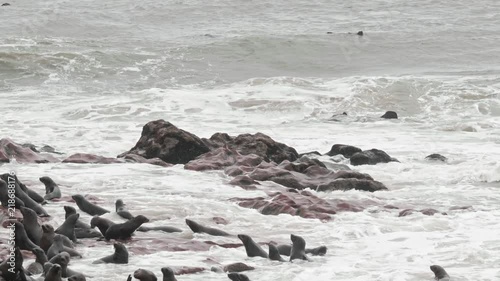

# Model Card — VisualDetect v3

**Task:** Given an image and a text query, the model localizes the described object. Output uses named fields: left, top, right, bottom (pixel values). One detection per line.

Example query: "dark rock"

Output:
left=326, top=31, right=333, bottom=34
left=298, top=151, right=322, bottom=157
left=325, top=144, right=362, bottom=158
left=0, top=138, right=59, bottom=163
left=316, top=178, right=387, bottom=192
left=202, top=132, right=299, bottom=164
left=381, top=111, right=398, bottom=119
left=122, top=154, right=172, bottom=167
left=350, top=149, right=397, bottom=166
left=425, top=154, right=447, bottom=162
left=118, top=120, right=210, bottom=164
left=357, top=31, right=364, bottom=36
left=1, top=3, right=10, bottom=6
left=62, top=153, right=124, bottom=164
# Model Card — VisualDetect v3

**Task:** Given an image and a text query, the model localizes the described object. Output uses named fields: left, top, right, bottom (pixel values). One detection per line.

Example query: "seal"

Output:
left=105, top=215, right=149, bottom=240
left=55, top=213, right=79, bottom=242
left=26, top=247, right=48, bottom=275
left=92, top=242, right=128, bottom=264
left=289, top=234, right=308, bottom=261
left=12, top=221, right=41, bottom=251
left=1, top=173, right=49, bottom=216
left=227, top=273, right=250, bottom=281
left=268, top=244, right=285, bottom=262
left=137, top=226, right=182, bottom=233
left=40, top=224, right=74, bottom=252
left=237, top=234, right=268, bottom=259
left=47, top=234, right=82, bottom=260
left=68, top=273, right=87, bottom=281
left=45, top=264, right=63, bottom=281
left=90, top=216, right=115, bottom=236
left=18, top=178, right=45, bottom=204
left=0, top=178, right=25, bottom=208
left=64, top=206, right=91, bottom=229
left=40, top=176, right=62, bottom=200
left=430, top=265, right=450, bottom=281
left=20, top=206, right=43, bottom=245
left=0, top=246, right=23, bottom=280
left=49, top=252, right=81, bottom=278
left=185, top=219, right=231, bottom=236
left=161, top=267, right=177, bottom=281
left=72, top=194, right=110, bottom=216
left=116, top=199, right=134, bottom=220
left=277, top=244, right=327, bottom=256
left=133, top=268, right=157, bottom=281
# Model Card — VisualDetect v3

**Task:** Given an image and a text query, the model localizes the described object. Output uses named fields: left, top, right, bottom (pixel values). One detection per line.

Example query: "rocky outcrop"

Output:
left=0, top=138, right=59, bottom=164
left=118, top=120, right=210, bottom=164
left=325, top=144, right=362, bottom=158
left=350, top=149, right=398, bottom=166
left=202, top=132, right=299, bottom=164
left=63, top=153, right=125, bottom=164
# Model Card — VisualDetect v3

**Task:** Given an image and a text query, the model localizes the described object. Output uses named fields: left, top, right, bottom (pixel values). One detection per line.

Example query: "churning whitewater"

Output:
left=1, top=0, right=500, bottom=280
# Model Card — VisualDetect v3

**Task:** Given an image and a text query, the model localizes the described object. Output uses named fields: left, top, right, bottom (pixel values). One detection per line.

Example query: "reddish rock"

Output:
left=118, top=120, right=210, bottom=164
left=172, top=266, right=206, bottom=275
left=123, top=154, right=172, bottom=167
left=0, top=138, right=59, bottom=163
left=62, top=153, right=124, bottom=164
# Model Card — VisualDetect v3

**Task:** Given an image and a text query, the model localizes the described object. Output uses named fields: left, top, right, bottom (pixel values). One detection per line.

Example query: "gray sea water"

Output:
left=1, top=0, right=500, bottom=280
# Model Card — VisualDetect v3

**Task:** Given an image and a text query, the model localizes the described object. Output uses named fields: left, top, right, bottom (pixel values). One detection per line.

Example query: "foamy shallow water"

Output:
left=1, top=0, right=500, bottom=280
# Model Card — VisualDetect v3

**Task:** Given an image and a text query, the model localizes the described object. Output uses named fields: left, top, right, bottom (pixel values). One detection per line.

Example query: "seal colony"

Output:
left=0, top=119, right=459, bottom=280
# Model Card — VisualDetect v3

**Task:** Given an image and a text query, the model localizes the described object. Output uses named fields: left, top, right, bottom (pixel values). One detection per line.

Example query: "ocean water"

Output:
left=1, top=0, right=500, bottom=280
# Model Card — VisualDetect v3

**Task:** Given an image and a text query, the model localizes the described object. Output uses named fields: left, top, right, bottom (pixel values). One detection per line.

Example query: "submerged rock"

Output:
left=381, top=111, right=398, bottom=119
left=325, top=144, right=362, bottom=158
left=425, top=153, right=448, bottom=162
left=350, top=149, right=398, bottom=166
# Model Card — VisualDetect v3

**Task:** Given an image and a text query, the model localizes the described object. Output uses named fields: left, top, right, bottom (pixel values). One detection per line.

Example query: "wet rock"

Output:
left=1, top=3, right=10, bottom=6
left=222, top=263, right=255, bottom=272
left=22, top=143, right=63, bottom=155
left=381, top=111, right=398, bottom=119
left=0, top=138, right=59, bottom=163
left=357, top=31, right=364, bottom=36
left=62, top=153, right=124, bottom=164
left=425, top=153, right=448, bottom=162
left=202, top=132, right=299, bottom=164
left=185, top=147, right=263, bottom=171
left=172, top=266, right=206, bottom=275
left=122, top=154, right=172, bottom=167
left=398, top=208, right=447, bottom=217
left=229, top=175, right=259, bottom=190
left=316, top=178, right=387, bottom=192
left=325, top=144, right=362, bottom=158
left=298, top=151, right=322, bottom=157
left=350, top=149, right=398, bottom=166
left=118, top=120, right=210, bottom=164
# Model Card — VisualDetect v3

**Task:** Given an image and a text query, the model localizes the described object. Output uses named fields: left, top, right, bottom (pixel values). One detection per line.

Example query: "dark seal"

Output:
left=40, top=224, right=74, bottom=252
left=277, top=244, right=327, bottom=256
left=289, top=234, right=308, bottom=261
left=12, top=221, right=41, bottom=252
left=55, top=213, right=79, bottom=242
left=161, top=267, right=177, bottom=281
left=40, top=176, right=62, bottom=200
left=104, top=215, right=149, bottom=240
left=185, top=219, right=231, bottom=236
left=20, top=206, right=43, bottom=245
left=90, top=216, right=115, bottom=236
left=115, top=199, right=134, bottom=220
left=72, top=194, right=110, bottom=216
left=47, top=234, right=82, bottom=259
left=227, top=273, right=250, bottom=281
left=268, top=244, right=285, bottom=262
left=133, top=268, right=157, bottom=281
left=92, top=242, right=129, bottom=264
left=49, top=252, right=81, bottom=278
left=45, top=264, right=63, bottom=281
left=237, top=234, right=268, bottom=259
left=430, top=265, right=450, bottom=281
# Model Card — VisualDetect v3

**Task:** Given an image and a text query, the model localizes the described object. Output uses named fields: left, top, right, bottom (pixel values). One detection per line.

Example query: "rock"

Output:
left=222, top=263, right=255, bottom=272
left=350, top=149, right=398, bottom=166
left=425, top=154, right=447, bottom=162
left=325, top=144, right=362, bottom=158
left=122, top=154, right=172, bottom=167
left=398, top=208, right=447, bottom=217
left=202, top=132, right=299, bottom=164
left=118, top=120, right=210, bottom=164
left=316, top=178, right=387, bottom=192
left=1, top=3, right=10, bottom=6
left=357, top=31, right=364, bottom=36
left=381, top=111, right=398, bottom=119
left=0, top=138, right=59, bottom=163
left=298, top=151, right=322, bottom=157
left=62, top=153, right=124, bottom=164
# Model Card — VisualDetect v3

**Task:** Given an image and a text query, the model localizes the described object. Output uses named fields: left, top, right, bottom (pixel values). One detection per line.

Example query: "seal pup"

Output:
left=161, top=267, right=177, bottom=281
left=71, top=194, right=110, bottom=216
left=68, top=273, right=87, bottom=281
left=185, top=219, right=231, bottom=236
left=47, top=234, right=82, bottom=259
left=277, top=244, right=327, bottom=256
left=45, top=264, right=63, bottom=281
left=12, top=221, right=41, bottom=251
left=115, top=199, right=134, bottom=220
left=26, top=247, right=48, bottom=275
left=268, top=244, right=285, bottom=262
left=133, top=268, right=157, bottom=281
left=92, top=243, right=128, bottom=264
left=430, top=265, right=450, bottom=281
left=227, top=273, right=250, bottom=281
left=237, top=234, right=268, bottom=259
left=90, top=216, right=115, bottom=236
left=104, top=215, right=149, bottom=240
left=40, top=224, right=74, bottom=252
left=55, top=213, right=79, bottom=242
left=49, top=252, right=81, bottom=278
left=20, top=206, right=43, bottom=245
left=289, top=234, right=308, bottom=261
left=40, top=176, right=61, bottom=200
